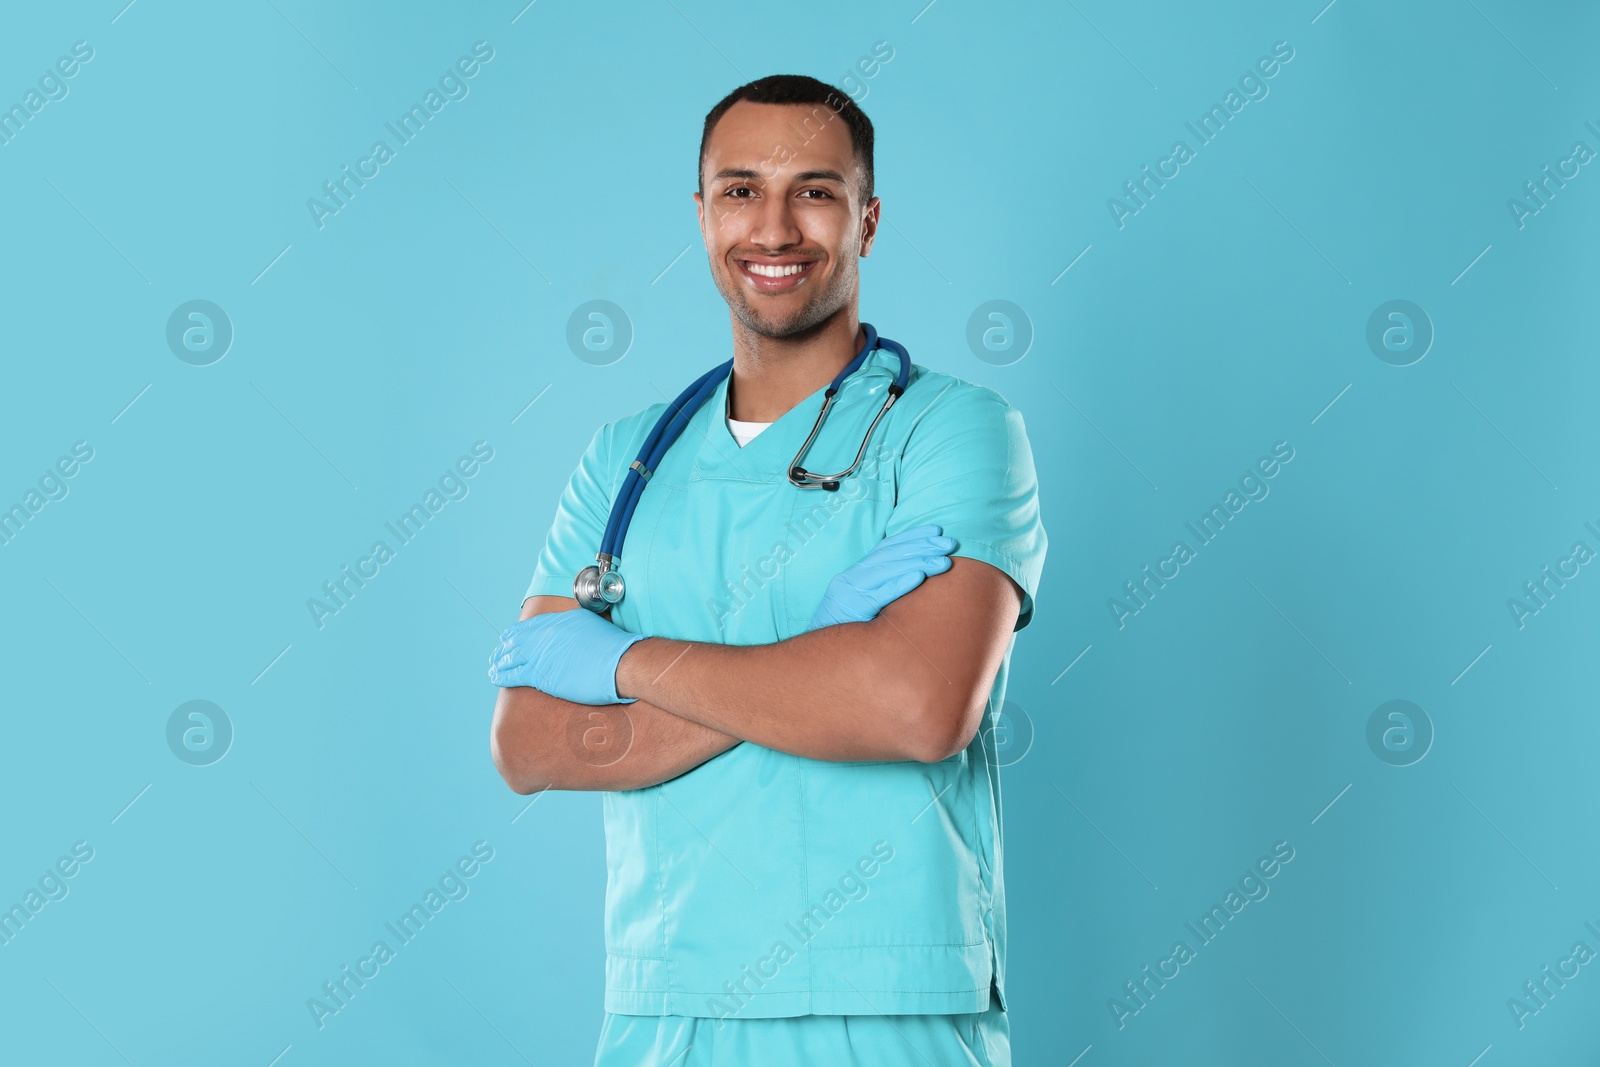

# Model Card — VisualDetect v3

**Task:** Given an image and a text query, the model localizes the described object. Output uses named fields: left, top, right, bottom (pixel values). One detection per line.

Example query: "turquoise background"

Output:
left=2, top=0, right=1597, bottom=1063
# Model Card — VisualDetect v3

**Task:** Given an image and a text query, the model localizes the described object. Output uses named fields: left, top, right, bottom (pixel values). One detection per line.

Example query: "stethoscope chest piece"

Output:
left=574, top=562, right=625, bottom=612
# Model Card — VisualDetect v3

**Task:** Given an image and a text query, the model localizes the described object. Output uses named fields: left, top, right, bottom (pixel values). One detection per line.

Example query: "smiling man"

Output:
left=489, top=74, right=1047, bottom=1066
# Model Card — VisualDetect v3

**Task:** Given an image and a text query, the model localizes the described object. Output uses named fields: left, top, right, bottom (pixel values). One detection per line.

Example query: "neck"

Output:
left=726, top=309, right=864, bottom=423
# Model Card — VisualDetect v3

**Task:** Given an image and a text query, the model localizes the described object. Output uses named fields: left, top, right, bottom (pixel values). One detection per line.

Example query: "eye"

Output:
left=723, top=186, right=755, bottom=199
left=799, top=189, right=834, bottom=199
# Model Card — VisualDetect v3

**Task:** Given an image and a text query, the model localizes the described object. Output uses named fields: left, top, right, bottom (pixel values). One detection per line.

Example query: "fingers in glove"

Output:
left=858, top=551, right=955, bottom=598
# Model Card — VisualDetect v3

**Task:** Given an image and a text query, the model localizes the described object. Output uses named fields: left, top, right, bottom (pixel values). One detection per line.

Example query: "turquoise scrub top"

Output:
left=523, top=338, right=1048, bottom=1019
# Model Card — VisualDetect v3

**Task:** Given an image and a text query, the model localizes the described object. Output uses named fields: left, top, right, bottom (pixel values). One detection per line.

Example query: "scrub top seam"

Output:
left=950, top=537, right=1028, bottom=574
left=796, top=754, right=815, bottom=1005
left=942, top=761, right=990, bottom=956
left=635, top=984, right=990, bottom=995
left=975, top=698, right=1004, bottom=996
left=780, top=491, right=802, bottom=636
left=638, top=484, right=681, bottom=637
left=966, top=700, right=992, bottom=883
left=604, top=983, right=992, bottom=997
left=803, top=939, right=989, bottom=949
left=979, top=697, right=1002, bottom=877
left=682, top=472, right=786, bottom=485
left=966, top=757, right=995, bottom=970
left=652, top=787, right=671, bottom=979
left=965, top=753, right=984, bottom=916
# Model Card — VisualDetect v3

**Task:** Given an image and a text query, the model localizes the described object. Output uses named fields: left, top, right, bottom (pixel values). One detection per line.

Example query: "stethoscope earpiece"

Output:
left=790, top=466, right=841, bottom=491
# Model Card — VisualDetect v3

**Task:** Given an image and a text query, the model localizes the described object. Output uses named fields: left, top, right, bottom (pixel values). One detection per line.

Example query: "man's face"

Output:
left=695, top=100, right=879, bottom=339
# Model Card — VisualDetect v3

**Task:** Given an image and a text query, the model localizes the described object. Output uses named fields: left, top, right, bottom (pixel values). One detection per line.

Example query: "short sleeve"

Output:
left=886, top=386, right=1048, bottom=631
left=522, top=421, right=613, bottom=605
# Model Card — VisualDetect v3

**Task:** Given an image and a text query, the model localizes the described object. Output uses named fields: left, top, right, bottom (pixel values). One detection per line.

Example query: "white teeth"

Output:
left=745, top=262, right=810, bottom=278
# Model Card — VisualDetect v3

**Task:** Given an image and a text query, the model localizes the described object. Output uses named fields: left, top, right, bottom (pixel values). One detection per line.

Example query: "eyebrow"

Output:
left=710, top=167, right=849, bottom=185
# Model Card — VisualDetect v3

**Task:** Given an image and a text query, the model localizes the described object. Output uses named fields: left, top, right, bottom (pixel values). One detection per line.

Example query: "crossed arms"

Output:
left=490, top=556, right=1022, bottom=794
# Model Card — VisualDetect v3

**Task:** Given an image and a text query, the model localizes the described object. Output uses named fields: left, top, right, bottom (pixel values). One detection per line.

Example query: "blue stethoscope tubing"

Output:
left=601, top=357, right=731, bottom=573
left=574, top=323, right=911, bottom=613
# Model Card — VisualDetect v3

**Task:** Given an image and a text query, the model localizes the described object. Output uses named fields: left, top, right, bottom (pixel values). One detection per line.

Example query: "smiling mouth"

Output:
left=737, top=258, right=818, bottom=292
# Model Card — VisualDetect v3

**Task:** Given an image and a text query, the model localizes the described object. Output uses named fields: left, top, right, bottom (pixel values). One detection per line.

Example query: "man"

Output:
left=489, top=74, right=1046, bottom=1066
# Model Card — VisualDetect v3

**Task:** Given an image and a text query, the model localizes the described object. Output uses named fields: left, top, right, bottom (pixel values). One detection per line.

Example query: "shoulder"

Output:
left=905, top=362, right=1022, bottom=415
left=591, top=401, right=671, bottom=462
left=896, top=362, right=1031, bottom=443
left=554, top=403, right=668, bottom=499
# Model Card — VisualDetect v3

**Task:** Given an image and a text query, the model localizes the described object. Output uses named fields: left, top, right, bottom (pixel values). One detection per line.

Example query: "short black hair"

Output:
left=698, top=74, right=876, bottom=204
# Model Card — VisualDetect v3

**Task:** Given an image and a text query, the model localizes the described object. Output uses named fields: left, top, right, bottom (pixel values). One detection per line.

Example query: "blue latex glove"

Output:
left=808, top=523, right=958, bottom=631
left=487, top=608, right=648, bottom=705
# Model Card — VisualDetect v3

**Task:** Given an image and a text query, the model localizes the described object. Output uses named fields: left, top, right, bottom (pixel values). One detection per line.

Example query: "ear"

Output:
left=859, top=196, right=881, bottom=257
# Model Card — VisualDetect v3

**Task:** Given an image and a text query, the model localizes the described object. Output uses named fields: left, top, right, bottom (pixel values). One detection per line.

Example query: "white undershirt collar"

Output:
left=725, top=381, right=773, bottom=447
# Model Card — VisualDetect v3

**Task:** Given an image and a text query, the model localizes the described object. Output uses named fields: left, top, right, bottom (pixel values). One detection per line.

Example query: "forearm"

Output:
left=491, top=684, right=740, bottom=793
left=615, top=618, right=937, bottom=763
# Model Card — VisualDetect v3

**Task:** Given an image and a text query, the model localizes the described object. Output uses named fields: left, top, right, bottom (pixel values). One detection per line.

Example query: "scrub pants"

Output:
left=593, top=996, right=1008, bottom=1066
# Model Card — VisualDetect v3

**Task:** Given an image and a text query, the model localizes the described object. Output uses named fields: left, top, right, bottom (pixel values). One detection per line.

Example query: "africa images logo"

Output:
left=707, top=841, right=896, bottom=1026
left=1107, top=40, right=1296, bottom=230
left=306, top=42, right=495, bottom=230
left=1109, top=840, right=1296, bottom=1029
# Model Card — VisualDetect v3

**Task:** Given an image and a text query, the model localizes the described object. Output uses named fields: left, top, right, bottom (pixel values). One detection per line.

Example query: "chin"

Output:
left=732, top=289, right=848, bottom=341
left=736, top=305, right=831, bottom=340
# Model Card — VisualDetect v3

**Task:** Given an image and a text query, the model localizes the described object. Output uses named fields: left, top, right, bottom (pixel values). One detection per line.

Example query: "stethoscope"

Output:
left=573, top=322, right=912, bottom=614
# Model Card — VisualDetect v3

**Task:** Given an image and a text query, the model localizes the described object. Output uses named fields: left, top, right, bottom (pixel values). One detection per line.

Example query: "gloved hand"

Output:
left=487, top=608, right=648, bottom=705
left=808, top=524, right=958, bottom=631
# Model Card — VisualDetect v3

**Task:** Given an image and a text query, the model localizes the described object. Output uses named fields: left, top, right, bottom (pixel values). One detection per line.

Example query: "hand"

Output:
left=808, top=523, right=958, bottom=631
left=487, top=608, right=648, bottom=705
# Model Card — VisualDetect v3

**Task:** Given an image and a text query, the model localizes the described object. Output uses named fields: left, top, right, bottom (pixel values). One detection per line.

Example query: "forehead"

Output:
left=703, top=100, right=858, bottom=183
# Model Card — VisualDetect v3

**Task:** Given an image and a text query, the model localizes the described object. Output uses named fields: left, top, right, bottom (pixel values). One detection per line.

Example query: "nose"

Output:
left=747, top=188, right=803, bottom=251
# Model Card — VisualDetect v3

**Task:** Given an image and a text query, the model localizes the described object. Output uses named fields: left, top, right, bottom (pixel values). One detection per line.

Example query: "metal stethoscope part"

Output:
left=574, top=323, right=911, bottom=614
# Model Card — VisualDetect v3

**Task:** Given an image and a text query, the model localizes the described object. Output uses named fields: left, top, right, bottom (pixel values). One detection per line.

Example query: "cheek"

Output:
left=707, top=215, right=748, bottom=257
left=792, top=224, right=838, bottom=264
